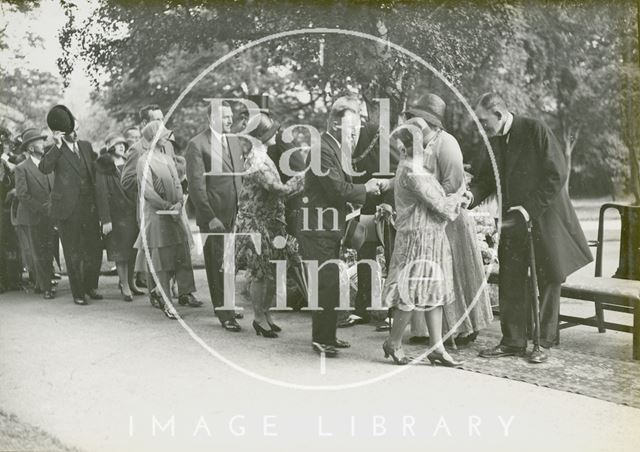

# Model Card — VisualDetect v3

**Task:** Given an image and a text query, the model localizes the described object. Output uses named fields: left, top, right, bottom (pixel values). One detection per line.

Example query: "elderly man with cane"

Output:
left=466, top=93, right=592, bottom=363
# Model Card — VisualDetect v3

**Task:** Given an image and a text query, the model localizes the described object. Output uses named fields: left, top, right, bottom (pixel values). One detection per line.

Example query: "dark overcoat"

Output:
left=470, top=115, right=592, bottom=282
left=95, top=153, right=138, bottom=262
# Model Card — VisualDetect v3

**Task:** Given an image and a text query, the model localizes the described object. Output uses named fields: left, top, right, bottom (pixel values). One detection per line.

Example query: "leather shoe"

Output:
left=86, top=289, right=103, bottom=300
left=221, top=319, right=241, bottom=332
left=74, top=296, right=88, bottom=305
left=178, top=293, right=203, bottom=307
left=312, top=342, right=338, bottom=357
left=331, top=339, right=351, bottom=348
left=43, top=290, right=55, bottom=300
left=479, top=344, right=525, bottom=358
left=528, top=347, right=549, bottom=364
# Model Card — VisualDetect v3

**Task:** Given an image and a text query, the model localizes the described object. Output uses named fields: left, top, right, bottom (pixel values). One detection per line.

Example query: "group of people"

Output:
left=0, top=88, right=592, bottom=365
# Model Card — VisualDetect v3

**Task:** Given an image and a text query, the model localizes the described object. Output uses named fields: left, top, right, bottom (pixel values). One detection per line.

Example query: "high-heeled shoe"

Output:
left=267, top=321, right=282, bottom=333
left=252, top=321, right=278, bottom=338
left=149, top=290, right=162, bottom=309
left=382, top=340, right=409, bottom=365
left=427, top=350, right=464, bottom=368
left=160, top=299, right=177, bottom=320
left=118, top=283, right=133, bottom=302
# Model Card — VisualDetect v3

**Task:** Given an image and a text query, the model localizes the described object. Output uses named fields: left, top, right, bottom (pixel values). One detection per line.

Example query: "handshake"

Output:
left=364, top=178, right=392, bottom=196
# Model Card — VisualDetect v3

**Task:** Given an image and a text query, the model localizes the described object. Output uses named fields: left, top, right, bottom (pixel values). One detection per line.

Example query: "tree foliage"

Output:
left=57, top=0, right=639, bottom=200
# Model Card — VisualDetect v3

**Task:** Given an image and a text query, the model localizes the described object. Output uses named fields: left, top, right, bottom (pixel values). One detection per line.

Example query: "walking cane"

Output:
left=509, top=207, right=543, bottom=361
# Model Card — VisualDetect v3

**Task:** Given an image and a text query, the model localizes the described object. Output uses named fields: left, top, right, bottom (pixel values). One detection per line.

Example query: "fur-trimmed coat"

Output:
left=95, top=153, right=138, bottom=262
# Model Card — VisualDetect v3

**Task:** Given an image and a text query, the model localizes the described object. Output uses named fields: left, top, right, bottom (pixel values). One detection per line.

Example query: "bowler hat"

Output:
left=19, top=128, right=47, bottom=151
left=403, top=93, right=446, bottom=129
left=46, top=104, right=75, bottom=133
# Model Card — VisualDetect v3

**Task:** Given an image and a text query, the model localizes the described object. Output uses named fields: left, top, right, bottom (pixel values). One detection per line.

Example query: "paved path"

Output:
left=2, top=271, right=640, bottom=451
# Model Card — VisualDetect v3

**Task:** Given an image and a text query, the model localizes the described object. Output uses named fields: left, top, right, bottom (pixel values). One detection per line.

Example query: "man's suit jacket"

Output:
left=38, top=140, right=97, bottom=221
left=352, top=122, right=400, bottom=214
left=14, top=157, right=54, bottom=226
left=469, top=115, right=592, bottom=282
left=185, top=129, right=243, bottom=231
left=300, top=132, right=367, bottom=240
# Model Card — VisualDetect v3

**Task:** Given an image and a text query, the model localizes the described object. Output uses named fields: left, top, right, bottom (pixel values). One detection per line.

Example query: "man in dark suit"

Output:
left=468, top=93, right=593, bottom=363
left=39, top=105, right=103, bottom=305
left=338, top=112, right=401, bottom=330
left=297, top=95, right=384, bottom=357
left=14, top=129, right=56, bottom=299
left=185, top=101, right=244, bottom=331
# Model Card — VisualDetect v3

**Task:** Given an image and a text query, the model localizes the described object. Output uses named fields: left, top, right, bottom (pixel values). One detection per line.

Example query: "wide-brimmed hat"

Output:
left=46, top=104, right=76, bottom=133
left=105, top=132, right=127, bottom=148
left=403, top=93, right=446, bottom=129
left=248, top=111, right=280, bottom=144
left=19, top=128, right=47, bottom=151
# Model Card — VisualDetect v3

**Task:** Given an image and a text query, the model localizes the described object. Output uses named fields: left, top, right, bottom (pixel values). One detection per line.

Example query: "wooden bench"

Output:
left=487, top=203, right=640, bottom=360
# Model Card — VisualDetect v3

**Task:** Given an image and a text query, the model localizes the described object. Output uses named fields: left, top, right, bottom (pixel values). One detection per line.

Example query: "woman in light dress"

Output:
left=382, top=117, right=463, bottom=367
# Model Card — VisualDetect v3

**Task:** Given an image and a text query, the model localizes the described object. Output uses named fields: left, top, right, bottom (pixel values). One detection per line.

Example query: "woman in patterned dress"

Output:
left=236, top=112, right=304, bottom=338
left=382, top=117, right=463, bottom=366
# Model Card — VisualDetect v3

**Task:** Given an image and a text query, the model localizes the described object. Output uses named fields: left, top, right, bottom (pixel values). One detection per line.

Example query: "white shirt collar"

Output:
left=31, top=155, right=41, bottom=165
left=62, top=137, right=77, bottom=150
left=500, top=112, right=514, bottom=136
left=209, top=127, right=227, bottom=143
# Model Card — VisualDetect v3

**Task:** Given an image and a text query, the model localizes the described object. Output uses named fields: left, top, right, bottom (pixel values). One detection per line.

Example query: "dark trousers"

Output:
left=25, top=221, right=54, bottom=292
left=57, top=196, right=102, bottom=299
left=0, top=207, right=22, bottom=289
left=298, top=234, right=342, bottom=345
left=498, top=232, right=561, bottom=349
left=354, top=241, right=377, bottom=320
left=203, top=234, right=234, bottom=322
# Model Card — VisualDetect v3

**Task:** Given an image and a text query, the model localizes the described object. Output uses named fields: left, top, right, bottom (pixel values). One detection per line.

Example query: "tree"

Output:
left=58, top=0, right=515, bottom=138
left=0, top=0, right=61, bottom=132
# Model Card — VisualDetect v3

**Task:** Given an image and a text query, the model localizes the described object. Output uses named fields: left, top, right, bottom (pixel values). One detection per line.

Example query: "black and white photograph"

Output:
left=1, top=1, right=639, bottom=451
